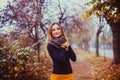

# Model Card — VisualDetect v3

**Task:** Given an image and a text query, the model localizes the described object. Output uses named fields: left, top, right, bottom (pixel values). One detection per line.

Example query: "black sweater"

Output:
left=47, top=43, right=76, bottom=74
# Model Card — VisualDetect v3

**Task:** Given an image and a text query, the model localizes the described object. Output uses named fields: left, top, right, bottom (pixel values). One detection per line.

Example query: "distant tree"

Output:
left=69, top=17, right=95, bottom=51
left=95, top=15, right=105, bottom=57
left=100, top=27, right=112, bottom=49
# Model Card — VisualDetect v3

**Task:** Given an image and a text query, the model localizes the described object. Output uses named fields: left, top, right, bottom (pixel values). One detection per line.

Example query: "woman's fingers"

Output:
left=61, top=42, right=69, bottom=47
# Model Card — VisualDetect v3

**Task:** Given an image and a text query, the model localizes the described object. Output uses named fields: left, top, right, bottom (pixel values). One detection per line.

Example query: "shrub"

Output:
left=0, top=40, right=51, bottom=80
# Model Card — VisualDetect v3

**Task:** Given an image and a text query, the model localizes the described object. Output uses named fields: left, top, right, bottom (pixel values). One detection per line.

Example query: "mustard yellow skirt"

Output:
left=50, top=73, right=74, bottom=80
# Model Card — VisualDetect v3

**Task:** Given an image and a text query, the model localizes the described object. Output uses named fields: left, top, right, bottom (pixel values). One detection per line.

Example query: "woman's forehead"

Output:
left=52, top=24, right=60, bottom=28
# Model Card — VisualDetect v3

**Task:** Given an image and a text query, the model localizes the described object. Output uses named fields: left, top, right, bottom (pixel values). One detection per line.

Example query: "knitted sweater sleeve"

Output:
left=68, top=46, right=76, bottom=62
left=47, top=44, right=68, bottom=63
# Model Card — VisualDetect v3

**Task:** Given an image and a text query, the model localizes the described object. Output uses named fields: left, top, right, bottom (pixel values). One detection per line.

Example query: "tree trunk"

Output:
left=111, top=25, right=120, bottom=64
left=96, top=27, right=103, bottom=57
left=96, top=15, right=104, bottom=57
left=35, top=25, right=40, bottom=61
left=96, top=33, right=99, bottom=57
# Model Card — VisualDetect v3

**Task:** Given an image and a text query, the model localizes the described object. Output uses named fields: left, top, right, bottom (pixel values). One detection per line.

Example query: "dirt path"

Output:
left=71, top=49, right=93, bottom=80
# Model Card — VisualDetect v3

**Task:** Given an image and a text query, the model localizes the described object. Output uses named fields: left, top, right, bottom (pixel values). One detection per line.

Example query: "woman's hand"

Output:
left=61, top=42, right=69, bottom=48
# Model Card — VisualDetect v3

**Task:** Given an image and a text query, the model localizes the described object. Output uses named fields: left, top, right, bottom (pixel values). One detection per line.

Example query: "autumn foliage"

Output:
left=0, top=39, right=51, bottom=80
left=89, top=56, right=120, bottom=80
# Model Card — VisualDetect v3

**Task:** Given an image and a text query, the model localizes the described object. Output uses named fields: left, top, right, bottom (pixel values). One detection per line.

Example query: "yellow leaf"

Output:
left=14, top=67, right=19, bottom=71
left=99, top=11, right=103, bottom=15
left=114, top=18, right=118, bottom=23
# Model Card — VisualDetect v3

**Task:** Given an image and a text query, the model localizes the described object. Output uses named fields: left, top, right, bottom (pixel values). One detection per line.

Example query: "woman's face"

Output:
left=51, top=24, right=62, bottom=38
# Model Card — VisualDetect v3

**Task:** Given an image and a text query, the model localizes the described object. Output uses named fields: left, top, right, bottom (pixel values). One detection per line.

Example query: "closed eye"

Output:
left=57, top=28, right=60, bottom=30
left=52, top=27, right=61, bottom=31
left=52, top=29, right=55, bottom=31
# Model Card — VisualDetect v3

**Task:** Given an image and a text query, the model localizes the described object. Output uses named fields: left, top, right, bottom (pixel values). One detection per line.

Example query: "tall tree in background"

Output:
left=0, top=0, right=46, bottom=60
left=69, top=17, right=95, bottom=50
left=86, top=0, right=120, bottom=64
left=95, top=15, right=104, bottom=57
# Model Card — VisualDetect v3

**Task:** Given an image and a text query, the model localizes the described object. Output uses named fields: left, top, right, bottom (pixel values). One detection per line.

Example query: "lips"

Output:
left=55, top=32, right=60, bottom=35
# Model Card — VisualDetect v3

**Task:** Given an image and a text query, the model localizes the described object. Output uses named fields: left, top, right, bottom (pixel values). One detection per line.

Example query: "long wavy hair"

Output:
left=46, top=22, right=68, bottom=46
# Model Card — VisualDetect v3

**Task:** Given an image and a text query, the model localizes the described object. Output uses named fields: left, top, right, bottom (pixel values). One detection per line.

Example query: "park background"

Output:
left=0, top=0, right=119, bottom=80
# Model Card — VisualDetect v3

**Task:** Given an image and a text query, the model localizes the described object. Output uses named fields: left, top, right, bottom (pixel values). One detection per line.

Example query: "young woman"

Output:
left=46, top=23, right=76, bottom=80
